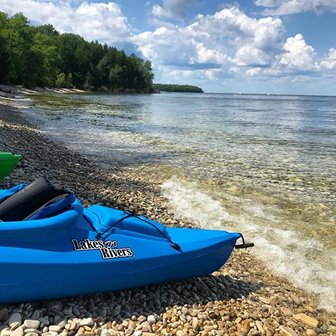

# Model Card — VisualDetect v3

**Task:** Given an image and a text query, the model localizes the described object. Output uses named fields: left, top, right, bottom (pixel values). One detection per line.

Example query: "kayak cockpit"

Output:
left=0, top=177, right=77, bottom=222
left=0, top=178, right=83, bottom=241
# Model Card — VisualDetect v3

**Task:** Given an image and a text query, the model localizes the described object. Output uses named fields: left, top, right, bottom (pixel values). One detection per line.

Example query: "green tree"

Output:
left=0, top=11, right=155, bottom=92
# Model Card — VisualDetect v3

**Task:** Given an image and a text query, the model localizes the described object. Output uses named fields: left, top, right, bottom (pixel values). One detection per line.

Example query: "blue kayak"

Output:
left=0, top=178, right=251, bottom=303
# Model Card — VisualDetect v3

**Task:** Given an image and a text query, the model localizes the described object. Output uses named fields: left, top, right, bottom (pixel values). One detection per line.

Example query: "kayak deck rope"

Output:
left=84, top=210, right=182, bottom=252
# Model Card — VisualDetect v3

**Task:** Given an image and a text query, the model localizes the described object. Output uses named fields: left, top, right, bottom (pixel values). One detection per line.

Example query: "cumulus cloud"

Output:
left=320, top=48, right=336, bottom=71
left=246, top=34, right=320, bottom=77
left=0, top=0, right=132, bottom=46
left=255, top=0, right=336, bottom=15
left=136, top=6, right=285, bottom=78
left=278, top=34, right=318, bottom=71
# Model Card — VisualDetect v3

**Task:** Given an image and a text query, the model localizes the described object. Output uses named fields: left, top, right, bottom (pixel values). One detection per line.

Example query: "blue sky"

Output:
left=0, top=0, right=335, bottom=95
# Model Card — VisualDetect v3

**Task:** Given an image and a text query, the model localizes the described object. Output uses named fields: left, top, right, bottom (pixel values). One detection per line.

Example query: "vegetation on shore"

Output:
left=153, top=83, right=203, bottom=93
left=0, top=12, right=154, bottom=92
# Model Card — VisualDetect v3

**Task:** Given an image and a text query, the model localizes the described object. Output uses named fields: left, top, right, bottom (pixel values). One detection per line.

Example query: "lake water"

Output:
left=25, top=92, right=336, bottom=311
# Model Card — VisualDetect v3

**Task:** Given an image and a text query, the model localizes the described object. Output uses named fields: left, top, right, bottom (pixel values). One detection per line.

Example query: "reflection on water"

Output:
left=26, top=92, right=336, bottom=311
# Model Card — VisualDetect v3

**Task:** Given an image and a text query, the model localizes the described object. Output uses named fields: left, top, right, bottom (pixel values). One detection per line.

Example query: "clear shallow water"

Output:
left=25, top=92, right=336, bottom=311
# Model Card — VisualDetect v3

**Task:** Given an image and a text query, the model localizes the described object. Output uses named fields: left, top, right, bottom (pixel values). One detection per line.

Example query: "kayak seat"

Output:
left=0, top=177, right=75, bottom=222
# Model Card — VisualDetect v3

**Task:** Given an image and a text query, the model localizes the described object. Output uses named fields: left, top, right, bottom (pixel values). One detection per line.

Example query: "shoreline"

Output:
left=0, top=94, right=335, bottom=336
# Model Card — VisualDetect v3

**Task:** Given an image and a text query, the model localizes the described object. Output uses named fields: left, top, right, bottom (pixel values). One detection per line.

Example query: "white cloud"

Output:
left=246, top=67, right=262, bottom=76
left=246, top=34, right=320, bottom=77
left=320, top=48, right=336, bottom=71
left=136, top=6, right=285, bottom=79
left=255, top=0, right=336, bottom=15
left=278, top=34, right=318, bottom=71
left=0, top=0, right=131, bottom=45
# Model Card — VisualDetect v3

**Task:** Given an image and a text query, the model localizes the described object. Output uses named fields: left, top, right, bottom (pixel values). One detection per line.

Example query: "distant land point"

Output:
left=153, top=84, right=203, bottom=93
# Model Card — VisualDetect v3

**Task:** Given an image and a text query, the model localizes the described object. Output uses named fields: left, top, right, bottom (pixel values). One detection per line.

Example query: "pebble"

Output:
left=25, top=333, right=38, bottom=336
left=10, top=327, right=23, bottom=336
left=79, top=319, right=93, bottom=327
left=23, top=321, right=40, bottom=330
left=1, top=330, right=11, bottom=336
left=48, top=326, right=60, bottom=333
left=0, top=310, right=9, bottom=323
left=146, top=316, right=156, bottom=325
left=293, top=313, right=318, bottom=328
left=72, top=307, right=80, bottom=317
left=100, top=330, right=111, bottom=336
left=8, top=314, right=22, bottom=329
left=279, top=326, right=298, bottom=336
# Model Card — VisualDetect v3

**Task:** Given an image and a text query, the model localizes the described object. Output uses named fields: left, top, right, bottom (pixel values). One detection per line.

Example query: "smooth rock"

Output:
left=8, top=314, right=22, bottom=329
left=293, top=314, right=318, bottom=328
left=100, top=330, right=111, bottom=336
left=37, top=319, right=48, bottom=327
left=57, top=320, right=66, bottom=329
left=11, top=327, right=23, bottom=336
left=24, top=321, right=40, bottom=330
left=255, top=321, right=265, bottom=335
left=191, top=318, right=199, bottom=331
left=72, top=308, right=80, bottom=317
left=240, top=319, right=251, bottom=336
left=281, top=308, right=292, bottom=317
left=30, top=313, right=39, bottom=321
left=1, top=329, right=11, bottom=336
left=48, top=326, right=60, bottom=333
left=279, top=326, right=298, bottom=336
left=147, top=316, right=156, bottom=325
left=290, top=294, right=302, bottom=305
left=79, top=319, right=93, bottom=327
left=25, top=333, right=38, bottom=336
left=9, top=324, right=20, bottom=332
left=0, top=310, right=9, bottom=323
left=24, top=329, right=41, bottom=334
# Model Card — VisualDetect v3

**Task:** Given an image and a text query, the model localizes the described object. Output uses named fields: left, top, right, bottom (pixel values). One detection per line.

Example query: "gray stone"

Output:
left=0, top=310, right=9, bottom=323
left=72, top=308, right=80, bottom=317
left=8, top=315, right=22, bottom=329
left=37, top=319, right=48, bottom=328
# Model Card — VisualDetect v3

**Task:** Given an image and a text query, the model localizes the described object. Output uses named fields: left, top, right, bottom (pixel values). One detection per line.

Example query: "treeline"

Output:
left=0, top=12, right=154, bottom=92
left=153, top=84, right=203, bottom=93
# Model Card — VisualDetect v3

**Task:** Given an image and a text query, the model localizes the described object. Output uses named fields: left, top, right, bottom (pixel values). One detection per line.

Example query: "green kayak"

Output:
left=0, top=152, right=22, bottom=178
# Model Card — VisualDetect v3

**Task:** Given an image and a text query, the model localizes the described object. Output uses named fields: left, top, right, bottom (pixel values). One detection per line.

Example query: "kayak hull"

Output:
left=0, top=186, right=240, bottom=303
left=0, top=233, right=236, bottom=303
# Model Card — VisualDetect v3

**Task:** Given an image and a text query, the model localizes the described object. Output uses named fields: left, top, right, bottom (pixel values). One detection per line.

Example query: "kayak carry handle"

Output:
left=235, top=233, right=254, bottom=249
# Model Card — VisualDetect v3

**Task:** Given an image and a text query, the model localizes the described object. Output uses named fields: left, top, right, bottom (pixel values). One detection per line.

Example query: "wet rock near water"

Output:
left=1, top=99, right=336, bottom=335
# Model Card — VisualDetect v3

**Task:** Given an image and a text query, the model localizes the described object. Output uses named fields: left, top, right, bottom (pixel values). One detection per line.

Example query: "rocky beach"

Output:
left=0, top=89, right=335, bottom=336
